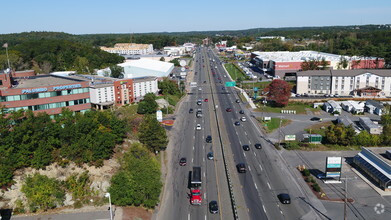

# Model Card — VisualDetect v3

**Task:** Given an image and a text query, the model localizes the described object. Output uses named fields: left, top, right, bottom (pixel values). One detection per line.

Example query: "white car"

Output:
left=196, top=124, right=201, bottom=130
left=240, top=117, right=247, bottom=122
left=198, top=87, right=202, bottom=91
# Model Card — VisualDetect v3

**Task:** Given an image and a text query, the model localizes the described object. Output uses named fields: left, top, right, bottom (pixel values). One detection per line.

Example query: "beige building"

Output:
left=296, top=69, right=391, bottom=97
left=100, top=43, right=153, bottom=55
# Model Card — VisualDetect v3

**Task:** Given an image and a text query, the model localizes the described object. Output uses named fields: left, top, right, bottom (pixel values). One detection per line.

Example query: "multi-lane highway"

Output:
left=156, top=47, right=312, bottom=220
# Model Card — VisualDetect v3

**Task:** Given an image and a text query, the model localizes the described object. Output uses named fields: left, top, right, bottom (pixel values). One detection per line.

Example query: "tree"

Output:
left=159, top=57, right=165, bottom=61
left=21, top=173, right=65, bottom=212
left=138, top=114, right=168, bottom=152
left=109, top=143, right=162, bottom=208
left=110, top=65, right=124, bottom=78
left=169, top=58, right=180, bottom=67
left=158, top=78, right=180, bottom=95
left=137, top=93, right=158, bottom=114
left=265, top=79, right=292, bottom=107
left=74, top=56, right=89, bottom=74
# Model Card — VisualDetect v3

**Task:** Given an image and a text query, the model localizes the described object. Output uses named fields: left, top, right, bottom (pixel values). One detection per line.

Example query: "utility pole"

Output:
left=278, top=116, right=283, bottom=147
left=3, top=43, right=11, bottom=71
left=341, top=176, right=357, bottom=220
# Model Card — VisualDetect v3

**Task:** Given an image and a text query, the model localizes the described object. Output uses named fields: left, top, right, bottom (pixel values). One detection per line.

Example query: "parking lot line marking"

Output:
left=259, top=164, right=263, bottom=171
left=263, top=205, right=267, bottom=213
left=267, top=182, right=271, bottom=189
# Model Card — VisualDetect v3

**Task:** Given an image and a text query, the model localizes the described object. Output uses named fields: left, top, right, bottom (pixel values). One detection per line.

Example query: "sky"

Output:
left=1, top=0, right=391, bottom=35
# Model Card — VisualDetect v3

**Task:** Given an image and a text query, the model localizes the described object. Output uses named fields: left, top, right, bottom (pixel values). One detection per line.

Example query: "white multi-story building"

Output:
left=133, top=76, right=158, bottom=102
left=296, top=69, right=391, bottom=97
left=89, top=84, right=115, bottom=108
left=100, top=43, right=153, bottom=55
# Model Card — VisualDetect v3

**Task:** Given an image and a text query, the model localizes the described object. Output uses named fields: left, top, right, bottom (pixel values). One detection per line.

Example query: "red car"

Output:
left=179, top=157, right=187, bottom=166
left=226, top=108, right=232, bottom=112
left=204, top=98, right=208, bottom=102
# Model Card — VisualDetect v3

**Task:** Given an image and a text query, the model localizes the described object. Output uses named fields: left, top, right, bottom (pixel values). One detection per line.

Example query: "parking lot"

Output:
left=282, top=150, right=391, bottom=220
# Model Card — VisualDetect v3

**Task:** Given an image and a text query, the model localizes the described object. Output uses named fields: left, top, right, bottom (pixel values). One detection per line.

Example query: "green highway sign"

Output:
left=225, top=81, right=236, bottom=87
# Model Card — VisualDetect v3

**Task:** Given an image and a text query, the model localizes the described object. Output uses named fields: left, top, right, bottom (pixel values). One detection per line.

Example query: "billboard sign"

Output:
left=325, top=157, right=342, bottom=179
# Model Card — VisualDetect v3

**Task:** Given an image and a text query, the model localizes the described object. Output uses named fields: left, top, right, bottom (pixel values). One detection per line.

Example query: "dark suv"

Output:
left=278, top=193, right=291, bottom=204
left=189, top=108, right=194, bottom=113
left=236, top=163, right=246, bottom=173
left=206, top=135, right=212, bottom=143
left=254, top=143, right=262, bottom=149
left=242, top=145, right=250, bottom=151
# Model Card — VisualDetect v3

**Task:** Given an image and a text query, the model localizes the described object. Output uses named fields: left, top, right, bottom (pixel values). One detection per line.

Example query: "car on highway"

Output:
left=310, top=117, right=322, bottom=121
left=236, top=163, right=246, bottom=173
left=206, top=135, right=212, bottom=143
left=222, top=87, right=225, bottom=90
left=242, top=145, right=250, bottom=151
left=226, top=108, right=232, bottom=112
left=239, top=110, right=244, bottom=114
left=189, top=108, right=194, bottom=113
left=198, top=87, right=202, bottom=91
left=203, top=80, right=206, bottom=83
left=204, top=98, right=208, bottom=102
left=254, top=143, right=262, bottom=149
left=197, top=100, right=202, bottom=105
left=179, top=157, right=187, bottom=166
left=196, top=124, right=201, bottom=130
left=234, top=121, right=240, bottom=126
left=209, top=200, right=219, bottom=214
left=235, top=99, right=240, bottom=103
left=240, top=117, right=246, bottom=122
left=207, top=152, right=214, bottom=160
left=278, top=193, right=291, bottom=204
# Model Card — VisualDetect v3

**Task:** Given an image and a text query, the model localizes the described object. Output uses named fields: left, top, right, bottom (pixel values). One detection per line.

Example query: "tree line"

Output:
left=0, top=108, right=127, bottom=187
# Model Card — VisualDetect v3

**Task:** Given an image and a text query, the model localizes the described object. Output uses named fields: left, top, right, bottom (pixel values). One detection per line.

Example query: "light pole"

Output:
left=105, top=192, right=113, bottom=220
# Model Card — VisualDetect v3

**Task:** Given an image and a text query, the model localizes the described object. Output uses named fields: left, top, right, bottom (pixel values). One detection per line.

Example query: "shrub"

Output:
left=313, top=183, right=321, bottom=192
left=302, top=169, right=310, bottom=177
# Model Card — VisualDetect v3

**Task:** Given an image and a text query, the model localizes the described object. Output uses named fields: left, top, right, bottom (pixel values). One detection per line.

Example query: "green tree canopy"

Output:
left=137, top=93, right=158, bottom=114
left=110, top=65, right=124, bottom=78
left=138, top=114, right=168, bottom=152
left=109, top=143, right=162, bottom=208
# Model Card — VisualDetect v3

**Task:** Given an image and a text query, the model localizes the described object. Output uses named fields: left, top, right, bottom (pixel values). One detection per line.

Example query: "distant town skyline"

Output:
left=1, top=0, right=391, bottom=35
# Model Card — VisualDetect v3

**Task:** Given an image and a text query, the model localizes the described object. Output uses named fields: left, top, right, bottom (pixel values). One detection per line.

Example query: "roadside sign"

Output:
left=156, top=110, right=163, bottom=122
left=285, top=135, right=296, bottom=141
left=225, top=82, right=236, bottom=87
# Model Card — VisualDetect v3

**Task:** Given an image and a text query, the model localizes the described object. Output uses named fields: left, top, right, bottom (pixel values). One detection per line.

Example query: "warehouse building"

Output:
left=118, top=59, right=174, bottom=79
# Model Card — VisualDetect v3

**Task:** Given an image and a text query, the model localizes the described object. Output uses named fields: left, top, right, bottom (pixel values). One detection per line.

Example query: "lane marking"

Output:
left=267, top=182, right=271, bottom=189
left=192, top=158, right=194, bottom=163
left=204, top=192, right=206, bottom=199
left=235, top=131, right=238, bottom=135
left=253, top=151, right=257, bottom=157
left=280, top=210, right=283, bottom=215
left=203, top=145, right=204, bottom=150
left=205, top=215, right=207, bottom=220
left=188, top=213, right=190, bottom=220
left=204, top=172, right=206, bottom=178
left=203, top=157, right=205, bottom=162
left=193, top=146, right=195, bottom=150
left=254, top=183, right=258, bottom=190
left=244, top=131, right=247, bottom=136
left=263, top=205, right=267, bottom=213
left=248, top=165, right=251, bottom=171
left=244, top=153, right=246, bottom=158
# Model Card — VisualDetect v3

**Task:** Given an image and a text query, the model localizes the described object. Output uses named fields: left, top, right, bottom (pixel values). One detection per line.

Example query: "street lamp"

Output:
left=105, top=192, right=113, bottom=220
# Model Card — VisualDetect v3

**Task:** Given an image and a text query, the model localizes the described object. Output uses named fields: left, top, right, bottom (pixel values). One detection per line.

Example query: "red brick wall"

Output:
left=114, top=79, right=134, bottom=106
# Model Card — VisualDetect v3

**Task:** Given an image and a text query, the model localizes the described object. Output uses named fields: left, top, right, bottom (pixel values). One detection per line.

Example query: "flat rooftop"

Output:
left=13, top=75, right=85, bottom=89
left=367, top=147, right=391, bottom=166
left=252, top=50, right=381, bottom=62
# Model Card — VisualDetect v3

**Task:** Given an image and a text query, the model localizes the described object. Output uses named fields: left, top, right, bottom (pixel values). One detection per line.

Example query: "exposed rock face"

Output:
left=0, top=158, right=120, bottom=210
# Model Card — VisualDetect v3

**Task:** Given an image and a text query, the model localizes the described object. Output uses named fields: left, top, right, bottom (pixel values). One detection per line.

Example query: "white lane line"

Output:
left=192, top=158, right=194, bottom=163
left=205, top=215, right=207, bottom=220
left=244, top=153, right=246, bottom=158
left=259, top=164, right=263, bottom=171
left=253, top=151, right=257, bottom=157
left=254, top=183, right=258, bottom=190
left=188, top=213, right=190, bottom=220
left=204, top=172, right=206, bottom=178
left=193, top=146, right=195, bottom=150
left=235, top=131, right=238, bottom=135
left=203, top=145, right=204, bottom=150
left=204, top=192, right=206, bottom=199
left=280, top=210, right=283, bottom=215
left=248, top=165, right=251, bottom=172
left=244, top=131, right=247, bottom=136
left=203, top=157, right=205, bottom=162
left=267, top=182, right=271, bottom=189
left=263, top=205, right=267, bottom=214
